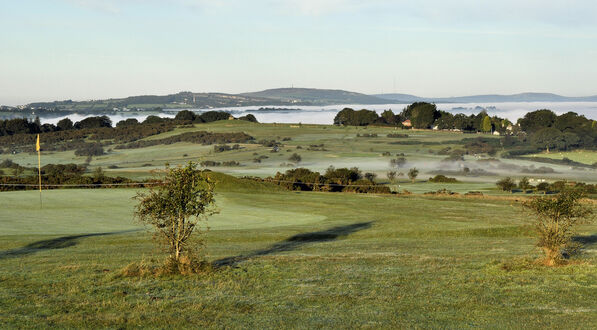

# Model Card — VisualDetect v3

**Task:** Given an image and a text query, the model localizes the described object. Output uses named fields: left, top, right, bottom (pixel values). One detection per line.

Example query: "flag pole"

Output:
left=36, top=134, right=42, bottom=208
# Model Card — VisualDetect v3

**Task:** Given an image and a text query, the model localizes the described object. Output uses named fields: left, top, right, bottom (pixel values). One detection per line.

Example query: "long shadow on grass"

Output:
left=573, top=234, right=597, bottom=246
left=213, top=221, right=373, bottom=268
left=0, top=229, right=140, bottom=259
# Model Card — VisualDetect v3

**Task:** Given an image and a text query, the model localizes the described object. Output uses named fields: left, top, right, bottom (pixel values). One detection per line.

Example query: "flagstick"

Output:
left=37, top=134, right=42, bottom=209
left=38, top=150, right=42, bottom=208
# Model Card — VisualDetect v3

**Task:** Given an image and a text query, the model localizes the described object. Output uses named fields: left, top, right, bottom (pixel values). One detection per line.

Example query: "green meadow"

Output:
left=1, top=174, right=597, bottom=328
left=1, top=121, right=597, bottom=327
left=524, top=150, right=597, bottom=165
left=4, top=121, right=596, bottom=185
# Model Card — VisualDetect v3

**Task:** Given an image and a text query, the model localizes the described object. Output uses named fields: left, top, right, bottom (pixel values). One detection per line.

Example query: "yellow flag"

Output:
left=36, top=134, right=40, bottom=152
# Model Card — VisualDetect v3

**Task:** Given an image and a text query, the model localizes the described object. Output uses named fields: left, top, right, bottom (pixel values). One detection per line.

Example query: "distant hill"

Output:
left=12, top=89, right=597, bottom=112
left=243, top=88, right=389, bottom=105
left=25, top=92, right=293, bottom=112
left=374, top=92, right=597, bottom=103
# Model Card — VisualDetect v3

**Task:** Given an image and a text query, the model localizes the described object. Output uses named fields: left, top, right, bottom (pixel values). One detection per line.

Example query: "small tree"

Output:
left=496, top=177, right=516, bottom=192
left=523, top=190, right=594, bottom=265
left=288, top=153, right=302, bottom=164
left=386, top=170, right=397, bottom=182
left=408, top=168, right=419, bottom=183
left=481, top=115, right=492, bottom=133
left=134, top=162, right=216, bottom=272
left=536, top=182, right=549, bottom=194
left=364, top=172, right=377, bottom=183
left=518, top=177, right=533, bottom=190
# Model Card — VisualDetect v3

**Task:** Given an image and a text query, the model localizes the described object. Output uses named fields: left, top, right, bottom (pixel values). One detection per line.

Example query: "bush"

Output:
left=200, top=111, right=230, bottom=123
left=200, top=160, right=221, bottom=167
left=496, top=177, right=516, bottom=192
left=408, top=168, right=419, bottom=183
left=288, top=153, right=302, bottom=163
left=523, top=190, right=594, bottom=265
left=74, top=116, right=112, bottom=129
left=387, top=133, right=408, bottom=138
left=238, top=114, right=258, bottom=123
left=213, top=144, right=240, bottom=153
left=390, top=157, right=407, bottom=168
left=174, top=110, right=196, bottom=122
left=428, top=175, right=458, bottom=183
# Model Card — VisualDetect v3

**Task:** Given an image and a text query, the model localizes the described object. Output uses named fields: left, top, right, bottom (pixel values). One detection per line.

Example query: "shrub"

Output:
left=386, top=170, right=397, bottom=182
left=408, top=168, right=419, bottom=183
left=390, top=157, right=407, bottom=168
left=496, top=177, right=516, bottom=192
left=134, top=162, right=216, bottom=272
left=239, top=114, right=258, bottom=122
left=523, top=190, right=594, bottom=265
left=288, top=153, right=302, bottom=163
left=364, top=172, right=377, bottom=182
left=428, top=175, right=458, bottom=183
left=174, top=110, right=196, bottom=122
left=200, top=160, right=221, bottom=167
left=387, top=133, right=408, bottom=138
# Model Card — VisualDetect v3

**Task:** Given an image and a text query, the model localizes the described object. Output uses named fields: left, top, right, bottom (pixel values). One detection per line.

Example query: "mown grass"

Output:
left=524, top=150, right=597, bottom=165
left=1, top=179, right=596, bottom=328
left=3, top=121, right=595, bottom=186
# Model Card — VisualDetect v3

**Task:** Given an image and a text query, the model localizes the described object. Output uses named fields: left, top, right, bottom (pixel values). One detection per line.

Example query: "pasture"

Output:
left=1, top=176, right=596, bottom=328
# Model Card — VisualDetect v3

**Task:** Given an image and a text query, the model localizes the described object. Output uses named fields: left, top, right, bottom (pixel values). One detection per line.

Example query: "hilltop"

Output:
left=242, top=88, right=389, bottom=105
left=5, top=89, right=597, bottom=113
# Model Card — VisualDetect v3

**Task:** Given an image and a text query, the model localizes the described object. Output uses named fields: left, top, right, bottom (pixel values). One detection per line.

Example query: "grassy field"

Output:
left=524, top=150, right=597, bottom=165
left=3, top=121, right=596, bottom=186
left=1, top=175, right=596, bottom=328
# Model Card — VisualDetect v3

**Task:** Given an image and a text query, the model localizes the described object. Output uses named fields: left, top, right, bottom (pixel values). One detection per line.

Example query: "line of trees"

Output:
left=265, top=166, right=391, bottom=194
left=333, top=102, right=512, bottom=133
left=0, top=110, right=258, bottom=138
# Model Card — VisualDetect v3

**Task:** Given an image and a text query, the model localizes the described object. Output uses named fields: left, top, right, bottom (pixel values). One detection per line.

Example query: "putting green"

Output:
left=0, top=189, right=326, bottom=235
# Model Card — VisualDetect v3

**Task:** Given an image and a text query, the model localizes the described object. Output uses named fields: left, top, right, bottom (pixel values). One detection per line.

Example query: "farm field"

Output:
left=1, top=177, right=596, bottom=328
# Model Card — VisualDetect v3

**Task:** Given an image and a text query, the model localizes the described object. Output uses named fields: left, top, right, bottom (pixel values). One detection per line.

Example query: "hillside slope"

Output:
left=243, top=88, right=389, bottom=105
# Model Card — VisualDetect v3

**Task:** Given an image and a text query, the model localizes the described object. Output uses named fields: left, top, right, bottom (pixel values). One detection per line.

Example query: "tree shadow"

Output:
left=573, top=234, right=597, bottom=246
left=213, top=221, right=373, bottom=268
left=0, top=229, right=140, bottom=260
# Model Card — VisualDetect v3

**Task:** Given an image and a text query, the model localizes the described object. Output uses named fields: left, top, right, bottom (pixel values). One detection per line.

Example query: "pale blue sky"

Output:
left=1, top=0, right=597, bottom=105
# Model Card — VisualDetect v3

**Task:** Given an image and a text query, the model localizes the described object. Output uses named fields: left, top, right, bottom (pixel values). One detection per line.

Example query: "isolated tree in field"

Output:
left=134, top=162, right=216, bottom=272
left=408, top=168, right=419, bottom=183
left=523, top=190, right=594, bottom=266
left=496, top=177, right=516, bottom=192
left=288, top=153, right=302, bottom=164
left=386, top=170, right=397, bottom=182
left=481, top=116, right=492, bottom=133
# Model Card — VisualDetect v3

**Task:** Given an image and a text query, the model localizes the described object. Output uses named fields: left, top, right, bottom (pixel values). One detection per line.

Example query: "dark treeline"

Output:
left=496, top=176, right=597, bottom=195
left=116, top=131, right=254, bottom=149
left=334, top=102, right=513, bottom=133
left=0, top=111, right=258, bottom=154
left=334, top=103, right=597, bottom=155
left=503, top=109, right=597, bottom=156
left=0, top=162, right=154, bottom=191
left=263, top=166, right=391, bottom=194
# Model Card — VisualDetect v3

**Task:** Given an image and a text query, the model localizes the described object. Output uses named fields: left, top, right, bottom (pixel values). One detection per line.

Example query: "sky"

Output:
left=1, top=0, right=597, bottom=105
